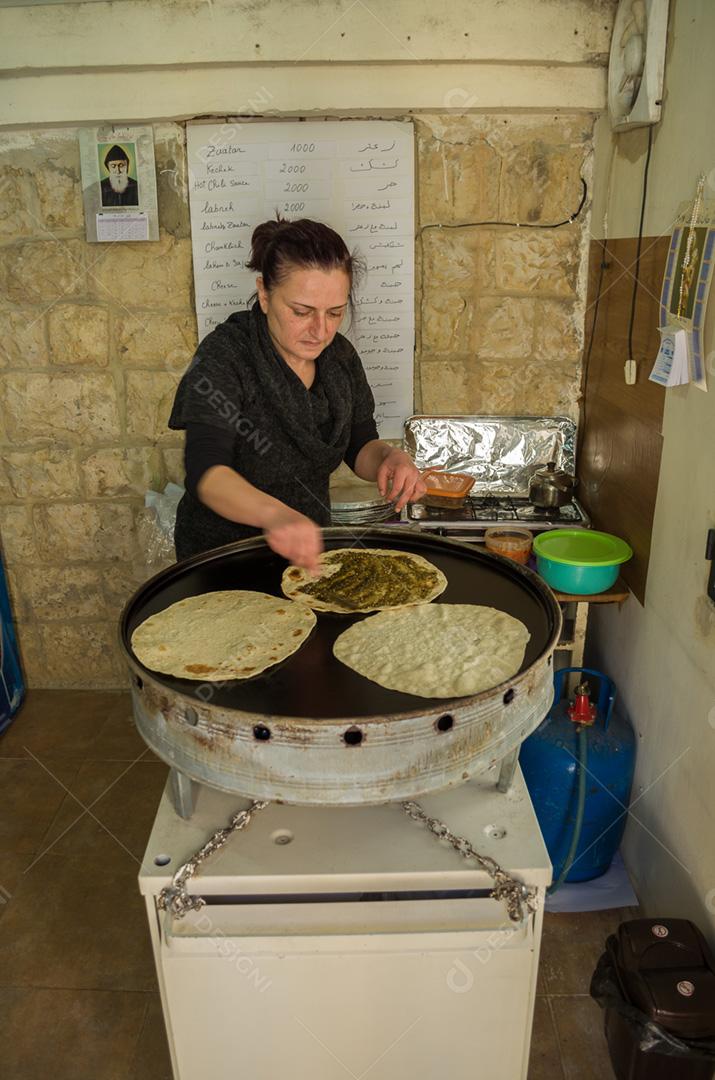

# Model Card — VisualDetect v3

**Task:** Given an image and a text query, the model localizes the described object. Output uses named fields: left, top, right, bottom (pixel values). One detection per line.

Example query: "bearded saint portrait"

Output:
left=100, top=144, right=140, bottom=207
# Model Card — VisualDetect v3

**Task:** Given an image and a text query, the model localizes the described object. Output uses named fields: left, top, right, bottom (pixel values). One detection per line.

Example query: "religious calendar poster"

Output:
left=186, top=120, right=415, bottom=438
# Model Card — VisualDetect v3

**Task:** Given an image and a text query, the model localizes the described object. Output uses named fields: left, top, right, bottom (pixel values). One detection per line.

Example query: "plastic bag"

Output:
left=136, top=483, right=184, bottom=568
left=590, top=938, right=715, bottom=1060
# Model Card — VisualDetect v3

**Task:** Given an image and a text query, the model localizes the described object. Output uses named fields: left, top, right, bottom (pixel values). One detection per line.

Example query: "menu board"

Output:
left=186, top=121, right=415, bottom=438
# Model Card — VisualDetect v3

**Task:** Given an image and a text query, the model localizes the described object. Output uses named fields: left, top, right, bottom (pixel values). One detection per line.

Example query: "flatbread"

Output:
left=333, top=604, right=530, bottom=698
left=130, top=591, right=316, bottom=681
left=282, top=547, right=447, bottom=613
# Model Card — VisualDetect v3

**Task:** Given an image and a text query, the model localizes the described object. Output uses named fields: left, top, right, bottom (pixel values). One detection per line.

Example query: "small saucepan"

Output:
left=529, top=461, right=577, bottom=509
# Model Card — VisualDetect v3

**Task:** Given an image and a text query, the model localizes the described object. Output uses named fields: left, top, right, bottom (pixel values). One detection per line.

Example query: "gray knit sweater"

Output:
left=169, top=303, right=378, bottom=559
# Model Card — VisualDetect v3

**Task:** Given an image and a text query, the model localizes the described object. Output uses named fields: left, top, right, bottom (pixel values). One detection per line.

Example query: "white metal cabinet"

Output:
left=140, top=768, right=551, bottom=1080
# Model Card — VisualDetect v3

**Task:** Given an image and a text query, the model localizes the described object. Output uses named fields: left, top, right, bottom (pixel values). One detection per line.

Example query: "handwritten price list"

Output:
left=187, top=121, right=415, bottom=438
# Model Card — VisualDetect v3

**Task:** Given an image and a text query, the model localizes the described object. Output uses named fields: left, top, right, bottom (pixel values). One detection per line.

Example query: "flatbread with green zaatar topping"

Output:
left=281, top=547, right=447, bottom=614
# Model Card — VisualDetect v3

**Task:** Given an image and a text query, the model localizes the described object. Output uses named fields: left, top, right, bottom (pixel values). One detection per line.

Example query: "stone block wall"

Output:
left=414, top=114, right=591, bottom=417
left=0, top=123, right=194, bottom=687
left=0, top=113, right=593, bottom=688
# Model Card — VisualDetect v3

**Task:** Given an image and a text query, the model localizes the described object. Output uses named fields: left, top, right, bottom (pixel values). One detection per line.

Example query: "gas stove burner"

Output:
left=405, top=496, right=590, bottom=532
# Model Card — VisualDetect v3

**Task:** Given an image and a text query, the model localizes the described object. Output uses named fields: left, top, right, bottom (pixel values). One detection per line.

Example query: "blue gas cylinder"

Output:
left=0, top=551, right=25, bottom=735
left=519, top=667, right=636, bottom=884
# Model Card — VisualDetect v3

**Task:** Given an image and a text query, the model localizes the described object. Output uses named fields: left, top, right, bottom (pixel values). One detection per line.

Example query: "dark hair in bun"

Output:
left=247, top=217, right=364, bottom=305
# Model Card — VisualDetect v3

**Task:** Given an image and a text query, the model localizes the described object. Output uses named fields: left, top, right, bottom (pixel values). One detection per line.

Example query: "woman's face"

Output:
left=257, top=266, right=350, bottom=367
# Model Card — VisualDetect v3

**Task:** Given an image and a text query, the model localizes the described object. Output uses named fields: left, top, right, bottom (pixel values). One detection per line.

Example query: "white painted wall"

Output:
left=0, top=0, right=614, bottom=127
left=1, top=0, right=616, bottom=67
left=588, top=0, right=715, bottom=937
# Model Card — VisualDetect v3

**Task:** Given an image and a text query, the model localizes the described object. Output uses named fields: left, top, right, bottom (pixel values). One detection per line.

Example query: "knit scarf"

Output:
left=246, top=301, right=353, bottom=472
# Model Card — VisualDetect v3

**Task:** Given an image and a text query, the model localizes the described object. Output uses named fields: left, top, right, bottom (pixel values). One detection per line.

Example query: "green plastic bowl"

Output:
left=532, top=529, right=632, bottom=594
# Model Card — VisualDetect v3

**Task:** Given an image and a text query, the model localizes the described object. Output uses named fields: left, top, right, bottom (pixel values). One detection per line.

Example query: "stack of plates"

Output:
left=330, top=483, right=395, bottom=525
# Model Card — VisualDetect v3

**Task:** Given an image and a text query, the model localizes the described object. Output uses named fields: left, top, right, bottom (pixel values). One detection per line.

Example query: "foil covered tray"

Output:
left=404, top=415, right=577, bottom=497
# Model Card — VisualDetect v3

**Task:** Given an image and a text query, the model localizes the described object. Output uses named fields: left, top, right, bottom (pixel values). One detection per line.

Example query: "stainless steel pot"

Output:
left=529, top=461, right=577, bottom=508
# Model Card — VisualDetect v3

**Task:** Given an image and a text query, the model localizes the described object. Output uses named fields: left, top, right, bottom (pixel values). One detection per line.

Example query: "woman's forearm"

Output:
left=198, top=465, right=324, bottom=572
left=197, top=465, right=285, bottom=529
left=353, top=439, right=426, bottom=509
left=352, top=439, right=393, bottom=482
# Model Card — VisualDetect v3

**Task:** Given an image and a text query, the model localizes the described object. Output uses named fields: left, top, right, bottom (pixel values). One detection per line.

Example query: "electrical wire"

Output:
left=419, top=178, right=588, bottom=233
left=577, top=239, right=609, bottom=465
left=627, top=126, right=655, bottom=362
left=577, top=128, right=654, bottom=471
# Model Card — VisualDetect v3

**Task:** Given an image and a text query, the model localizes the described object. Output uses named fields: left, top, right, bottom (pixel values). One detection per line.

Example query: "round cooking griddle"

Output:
left=122, top=528, right=558, bottom=720
left=121, top=528, right=561, bottom=805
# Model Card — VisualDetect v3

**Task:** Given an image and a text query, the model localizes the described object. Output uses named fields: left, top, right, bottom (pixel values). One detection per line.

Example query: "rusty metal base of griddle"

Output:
left=167, top=746, right=521, bottom=821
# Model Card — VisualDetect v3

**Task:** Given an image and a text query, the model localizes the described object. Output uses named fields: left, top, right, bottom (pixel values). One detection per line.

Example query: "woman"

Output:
left=169, top=217, right=425, bottom=570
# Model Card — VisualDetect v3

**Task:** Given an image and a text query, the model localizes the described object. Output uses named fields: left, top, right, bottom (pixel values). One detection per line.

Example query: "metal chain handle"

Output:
left=157, top=797, right=537, bottom=924
left=401, top=800, right=538, bottom=923
left=157, top=800, right=270, bottom=918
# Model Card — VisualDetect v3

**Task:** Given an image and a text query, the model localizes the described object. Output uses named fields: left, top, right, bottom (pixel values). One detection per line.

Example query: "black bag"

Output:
left=591, top=923, right=715, bottom=1080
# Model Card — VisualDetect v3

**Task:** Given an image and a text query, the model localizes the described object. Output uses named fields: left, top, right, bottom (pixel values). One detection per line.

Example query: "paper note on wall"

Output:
left=649, top=325, right=691, bottom=387
left=96, top=212, right=149, bottom=242
left=186, top=121, right=415, bottom=439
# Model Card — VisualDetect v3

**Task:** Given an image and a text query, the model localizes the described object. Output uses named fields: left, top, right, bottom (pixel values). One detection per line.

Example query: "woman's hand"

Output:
left=196, top=468, right=323, bottom=573
left=376, top=448, right=426, bottom=512
left=263, top=504, right=324, bottom=576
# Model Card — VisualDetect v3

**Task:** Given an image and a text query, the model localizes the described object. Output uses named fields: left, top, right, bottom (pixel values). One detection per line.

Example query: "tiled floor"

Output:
left=0, top=690, right=633, bottom=1079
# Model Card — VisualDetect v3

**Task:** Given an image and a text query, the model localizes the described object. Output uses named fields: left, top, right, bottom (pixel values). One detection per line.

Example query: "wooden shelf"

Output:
left=551, top=576, right=630, bottom=605
left=549, top=577, right=630, bottom=675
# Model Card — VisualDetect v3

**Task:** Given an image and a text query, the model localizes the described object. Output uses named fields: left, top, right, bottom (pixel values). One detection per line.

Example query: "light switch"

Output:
left=624, top=360, right=637, bottom=385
